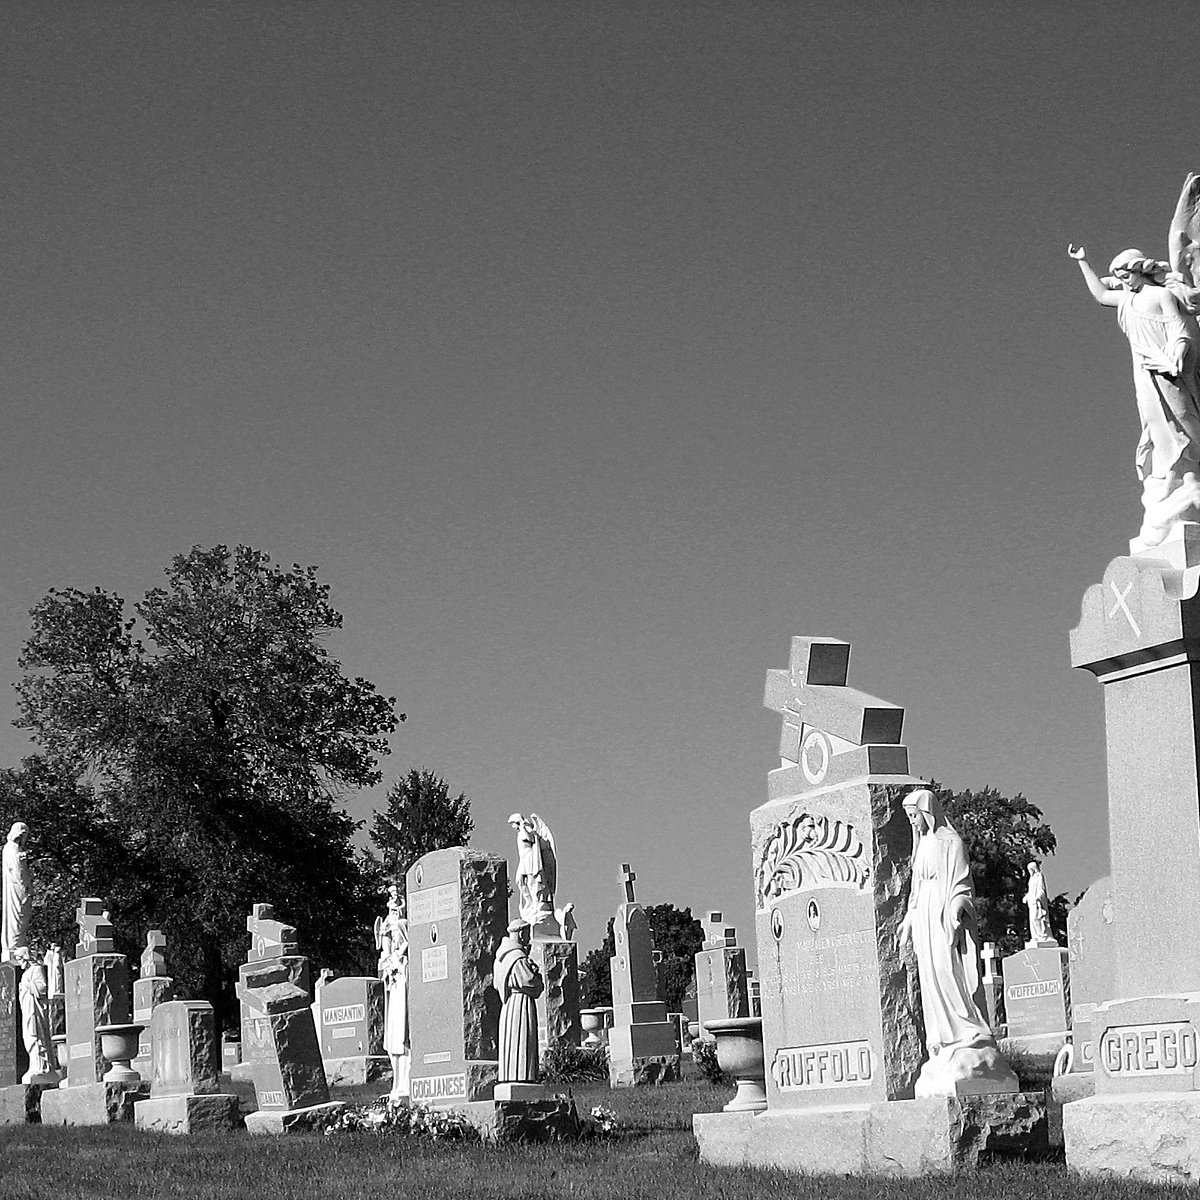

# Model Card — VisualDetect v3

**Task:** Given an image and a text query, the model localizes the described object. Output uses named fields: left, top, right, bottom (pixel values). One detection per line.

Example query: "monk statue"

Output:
left=507, top=813, right=556, bottom=930
left=898, top=789, right=1018, bottom=1097
left=1069, top=173, right=1200, bottom=548
left=2, top=822, right=31, bottom=963
left=493, top=920, right=543, bottom=1086
left=374, top=884, right=410, bottom=1099
left=1024, top=861, right=1055, bottom=947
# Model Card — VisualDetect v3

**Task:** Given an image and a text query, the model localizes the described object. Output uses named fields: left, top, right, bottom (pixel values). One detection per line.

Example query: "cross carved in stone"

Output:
left=763, top=636, right=904, bottom=762
left=620, top=863, right=637, bottom=904
left=141, top=929, right=168, bottom=977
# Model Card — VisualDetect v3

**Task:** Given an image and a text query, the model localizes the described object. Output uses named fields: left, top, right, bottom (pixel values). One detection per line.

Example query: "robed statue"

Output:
left=374, top=884, right=410, bottom=1098
left=493, top=920, right=544, bottom=1084
left=1069, top=174, right=1200, bottom=548
left=1024, top=861, right=1054, bottom=946
left=2, top=822, right=31, bottom=963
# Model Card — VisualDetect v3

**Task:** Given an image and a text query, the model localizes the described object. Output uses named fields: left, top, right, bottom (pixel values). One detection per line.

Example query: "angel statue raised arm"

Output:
left=1069, top=173, right=1200, bottom=549
left=507, top=813, right=557, bottom=931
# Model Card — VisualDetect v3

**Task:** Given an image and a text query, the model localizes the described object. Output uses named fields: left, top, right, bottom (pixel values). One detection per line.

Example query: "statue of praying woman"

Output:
left=1024, top=861, right=1054, bottom=947
left=2, top=822, right=32, bottom=963
left=374, top=884, right=410, bottom=1099
left=1069, top=173, right=1200, bottom=548
left=898, top=789, right=1017, bottom=1098
left=493, top=920, right=544, bottom=1086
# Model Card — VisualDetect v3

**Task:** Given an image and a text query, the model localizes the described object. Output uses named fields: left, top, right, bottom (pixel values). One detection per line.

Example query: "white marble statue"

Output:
left=2, top=822, right=32, bottom=962
left=16, top=949, right=59, bottom=1084
left=493, top=920, right=543, bottom=1084
left=1069, top=174, right=1200, bottom=548
left=1024, top=861, right=1054, bottom=946
left=374, top=884, right=410, bottom=1099
left=507, top=813, right=557, bottom=929
left=898, top=789, right=1017, bottom=1097
left=43, top=943, right=63, bottom=997
left=554, top=902, right=577, bottom=942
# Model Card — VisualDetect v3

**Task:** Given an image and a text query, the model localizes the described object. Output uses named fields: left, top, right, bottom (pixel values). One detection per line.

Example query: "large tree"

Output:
left=933, top=782, right=1069, bottom=955
left=13, top=544, right=401, bottom=1026
left=370, top=768, right=474, bottom=885
left=579, top=903, right=703, bottom=1011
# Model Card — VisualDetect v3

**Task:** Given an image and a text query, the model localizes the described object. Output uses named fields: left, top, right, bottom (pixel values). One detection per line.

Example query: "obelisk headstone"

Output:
left=607, top=864, right=680, bottom=1086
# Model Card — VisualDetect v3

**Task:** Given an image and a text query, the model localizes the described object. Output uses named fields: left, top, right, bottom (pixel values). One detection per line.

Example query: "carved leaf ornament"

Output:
left=756, top=813, right=869, bottom=910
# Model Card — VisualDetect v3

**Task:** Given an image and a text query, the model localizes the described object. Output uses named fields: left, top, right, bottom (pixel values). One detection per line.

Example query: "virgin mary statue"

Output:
left=898, top=789, right=1017, bottom=1098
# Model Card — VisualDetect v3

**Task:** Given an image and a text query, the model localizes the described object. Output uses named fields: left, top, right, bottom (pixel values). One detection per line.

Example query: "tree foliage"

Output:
left=11, top=544, right=401, bottom=1027
left=370, top=768, right=475, bottom=884
left=578, top=903, right=703, bottom=1011
left=933, top=781, right=1069, bottom=955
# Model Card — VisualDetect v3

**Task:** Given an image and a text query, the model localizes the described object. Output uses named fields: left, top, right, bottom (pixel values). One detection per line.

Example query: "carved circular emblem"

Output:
left=770, top=908, right=784, bottom=941
left=430, top=924, right=438, bottom=944
left=800, top=729, right=830, bottom=785
left=415, top=864, right=423, bottom=886
left=806, top=900, right=821, bottom=931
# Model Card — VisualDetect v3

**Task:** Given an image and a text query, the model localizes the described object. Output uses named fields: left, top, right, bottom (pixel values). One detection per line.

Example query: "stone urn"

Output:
left=704, top=1017, right=767, bottom=1113
left=53, top=1034, right=68, bottom=1072
left=580, top=1009, right=606, bottom=1048
left=95, top=1022, right=145, bottom=1085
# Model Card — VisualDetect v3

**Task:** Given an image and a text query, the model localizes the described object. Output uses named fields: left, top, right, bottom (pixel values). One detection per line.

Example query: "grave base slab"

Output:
left=608, top=1053, right=681, bottom=1088
left=693, top=1091, right=1049, bottom=1175
left=1064, top=1091, right=1200, bottom=1182
left=0, top=1082, right=55, bottom=1125
left=244, top=1101, right=343, bottom=1134
left=135, top=1093, right=243, bottom=1134
left=323, top=1054, right=390, bottom=1087
left=228, top=1061, right=255, bottom=1085
left=457, top=1097, right=580, bottom=1142
left=40, top=1082, right=147, bottom=1127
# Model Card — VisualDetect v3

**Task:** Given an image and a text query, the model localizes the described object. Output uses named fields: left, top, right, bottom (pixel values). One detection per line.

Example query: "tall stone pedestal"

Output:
left=530, top=939, right=580, bottom=1050
left=406, top=847, right=507, bottom=1106
left=1065, top=529, right=1200, bottom=1178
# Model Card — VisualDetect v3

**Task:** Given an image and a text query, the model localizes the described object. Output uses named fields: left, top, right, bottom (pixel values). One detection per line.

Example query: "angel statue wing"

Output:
left=373, top=914, right=385, bottom=952
left=1168, top=172, right=1200, bottom=311
left=529, top=813, right=557, bottom=904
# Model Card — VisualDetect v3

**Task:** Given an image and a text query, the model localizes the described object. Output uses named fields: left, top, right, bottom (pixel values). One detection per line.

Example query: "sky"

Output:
left=1, top=1, right=1192, bottom=959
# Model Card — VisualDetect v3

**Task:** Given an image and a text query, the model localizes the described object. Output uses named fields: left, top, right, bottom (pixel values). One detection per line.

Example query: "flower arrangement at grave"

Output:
left=320, top=1097, right=479, bottom=1140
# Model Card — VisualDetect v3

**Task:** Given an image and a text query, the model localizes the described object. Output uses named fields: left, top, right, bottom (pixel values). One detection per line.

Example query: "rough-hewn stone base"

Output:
left=228, top=1062, right=255, bottom=1085
left=694, top=1092, right=1049, bottom=1175
left=40, top=1082, right=147, bottom=1126
left=0, top=1082, right=54, bottom=1125
left=1064, top=1091, right=1200, bottom=1182
left=457, top=1097, right=580, bottom=1142
left=608, top=1053, right=681, bottom=1088
left=1048, top=1072, right=1094, bottom=1148
left=135, top=1093, right=242, bottom=1134
left=244, top=1101, right=343, bottom=1134
left=323, top=1054, right=390, bottom=1087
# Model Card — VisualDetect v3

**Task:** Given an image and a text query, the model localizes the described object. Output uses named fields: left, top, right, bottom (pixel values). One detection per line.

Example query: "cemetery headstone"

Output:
left=134, top=1000, right=240, bottom=1133
left=1001, top=945, right=1070, bottom=1061
left=607, top=864, right=680, bottom=1086
left=41, top=898, right=145, bottom=1127
left=406, top=847, right=506, bottom=1106
left=695, top=911, right=749, bottom=1042
left=1064, top=877, right=1115, bottom=1075
left=693, top=637, right=1047, bottom=1175
left=0, top=961, right=33, bottom=1124
left=315, top=975, right=388, bottom=1085
left=981, top=943, right=1006, bottom=1037
left=236, top=904, right=337, bottom=1134
left=132, top=929, right=174, bottom=1082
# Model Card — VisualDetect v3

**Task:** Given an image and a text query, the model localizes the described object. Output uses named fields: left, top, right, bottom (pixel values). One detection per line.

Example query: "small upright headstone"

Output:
left=406, top=847, right=507, bottom=1106
left=41, top=898, right=144, bottom=1127
left=236, top=904, right=336, bottom=1134
left=695, top=910, right=748, bottom=1042
left=607, top=864, right=680, bottom=1086
left=1001, top=940, right=1070, bottom=1064
left=134, top=1000, right=240, bottom=1133
left=132, top=930, right=174, bottom=1082
left=315, top=976, right=387, bottom=1085
left=1064, top=878, right=1114, bottom=1074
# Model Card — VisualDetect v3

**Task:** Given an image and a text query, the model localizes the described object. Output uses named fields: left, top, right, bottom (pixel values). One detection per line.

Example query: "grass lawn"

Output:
left=0, top=1069, right=1179, bottom=1200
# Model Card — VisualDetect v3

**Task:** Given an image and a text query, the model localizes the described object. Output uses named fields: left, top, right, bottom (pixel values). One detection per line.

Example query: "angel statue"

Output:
left=507, top=813, right=556, bottom=930
left=374, top=884, right=410, bottom=1098
left=1069, top=173, right=1200, bottom=548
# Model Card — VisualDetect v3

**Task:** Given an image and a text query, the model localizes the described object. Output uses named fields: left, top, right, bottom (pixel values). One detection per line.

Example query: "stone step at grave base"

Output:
left=227, top=1061, right=255, bottom=1085
left=0, top=1082, right=57, bottom=1125
left=693, top=1092, right=1049, bottom=1176
left=135, top=1093, right=243, bottom=1134
left=40, top=1081, right=147, bottom=1126
left=454, top=1096, right=580, bottom=1142
left=1064, top=1092, right=1200, bottom=1182
left=245, top=1101, right=344, bottom=1135
left=323, top=1054, right=390, bottom=1088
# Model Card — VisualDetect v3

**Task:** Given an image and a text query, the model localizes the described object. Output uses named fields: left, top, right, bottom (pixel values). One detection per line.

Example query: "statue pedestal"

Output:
left=456, top=1095, right=579, bottom=1142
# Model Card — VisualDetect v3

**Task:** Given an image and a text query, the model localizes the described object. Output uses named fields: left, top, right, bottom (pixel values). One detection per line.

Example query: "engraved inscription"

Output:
left=411, top=1072, right=466, bottom=1102
left=772, top=1040, right=874, bottom=1090
left=422, top=945, right=449, bottom=983
left=1099, top=1022, right=1198, bottom=1076
left=409, top=883, right=459, bottom=925
left=1007, top=978, right=1062, bottom=1001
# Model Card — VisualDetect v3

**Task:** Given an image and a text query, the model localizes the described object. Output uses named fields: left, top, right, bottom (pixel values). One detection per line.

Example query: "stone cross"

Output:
left=982, top=941, right=1000, bottom=980
left=620, top=864, right=637, bottom=904
left=246, top=903, right=298, bottom=962
left=703, top=911, right=723, bottom=941
left=74, top=898, right=115, bottom=958
left=763, top=637, right=904, bottom=763
left=141, top=929, right=168, bottom=978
